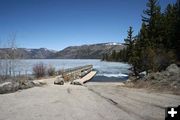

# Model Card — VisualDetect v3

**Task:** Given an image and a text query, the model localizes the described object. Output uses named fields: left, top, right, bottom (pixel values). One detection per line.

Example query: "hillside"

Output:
left=55, top=42, right=125, bottom=59
left=0, top=48, right=56, bottom=59
left=0, top=42, right=125, bottom=59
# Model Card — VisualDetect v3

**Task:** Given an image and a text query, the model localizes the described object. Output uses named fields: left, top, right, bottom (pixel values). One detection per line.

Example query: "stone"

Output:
left=19, top=81, right=35, bottom=89
left=33, top=80, right=47, bottom=86
left=71, top=80, right=82, bottom=85
left=38, top=80, right=47, bottom=85
left=139, top=71, right=147, bottom=78
left=32, top=80, right=41, bottom=86
left=166, top=64, right=180, bottom=75
left=54, top=77, right=64, bottom=85
left=0, top=82, right=19, bottom=94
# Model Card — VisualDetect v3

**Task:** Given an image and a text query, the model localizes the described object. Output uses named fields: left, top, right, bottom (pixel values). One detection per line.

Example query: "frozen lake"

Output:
left=6, top=59, right=131, bottom=82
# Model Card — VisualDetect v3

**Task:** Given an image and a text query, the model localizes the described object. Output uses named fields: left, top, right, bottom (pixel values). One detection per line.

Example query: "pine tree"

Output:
left=111, top=50, right=116, bottom=61
left=102, top=0, right=179, bottom=75
left=142, top=0, right=162, bottom=48
left=105, top=53, right=109, bottom=61
left=101, top=54, right=105, bottom=61
left=139, top=22, right=149, bottom=48
left=174, top=0, right=180, bottom=60
left=124, top=26, right=134, bottom=61
left=163, top=4, right=177, bottom=49
left=124, top=26, right=133, bottom=45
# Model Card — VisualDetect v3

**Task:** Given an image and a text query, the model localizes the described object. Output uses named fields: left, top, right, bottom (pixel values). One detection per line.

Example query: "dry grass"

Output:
left=125, top=79, right=180, bottom=95
left=33, top=63, right=46, bottom=78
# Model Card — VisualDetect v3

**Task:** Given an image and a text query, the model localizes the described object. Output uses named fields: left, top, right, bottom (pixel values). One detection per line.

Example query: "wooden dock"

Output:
left=54, top=65, right=96, bottom=85
left=61, top=65, right=93, bottom=82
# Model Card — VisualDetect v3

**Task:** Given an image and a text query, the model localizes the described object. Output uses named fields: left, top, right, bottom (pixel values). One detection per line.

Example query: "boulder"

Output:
left=54, top=77, right=64, bottom=85
left=0, top=82, right=19, bottom=94
left=19, top=81, right=35, bottom=89
left=139, top=71, right=147, bottom=78
left=71, top=80, right=82, bottom=85
left=32, top=80, right=41, bottom=86
left=146, top=72, right=168, bottom=82
left=38, top=80, right=47, bottom=85
left=33, top=80, right=47, bottom=86
left=166, top=64, right=180, bottom=75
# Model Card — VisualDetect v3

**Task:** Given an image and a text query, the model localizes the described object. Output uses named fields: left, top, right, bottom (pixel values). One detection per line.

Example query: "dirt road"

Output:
left=0, top=81, right=179, bottom=120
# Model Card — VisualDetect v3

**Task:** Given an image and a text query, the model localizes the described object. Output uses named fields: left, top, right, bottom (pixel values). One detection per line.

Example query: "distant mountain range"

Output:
left=54, top=42, right=125, bottom=59
left=0, top=42, right=125, bottom=59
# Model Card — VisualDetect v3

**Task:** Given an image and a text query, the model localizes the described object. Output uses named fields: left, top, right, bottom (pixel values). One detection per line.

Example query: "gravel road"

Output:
left=0, top=81, right=179, bottom=120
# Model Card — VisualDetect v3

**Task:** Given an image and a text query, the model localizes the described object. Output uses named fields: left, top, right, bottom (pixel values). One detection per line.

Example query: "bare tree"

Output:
left=0, top=33, right=21, bottom=81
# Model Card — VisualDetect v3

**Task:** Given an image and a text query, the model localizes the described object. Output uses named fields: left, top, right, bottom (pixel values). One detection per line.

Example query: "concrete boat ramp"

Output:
left=1, top=80, right=180, bottom=120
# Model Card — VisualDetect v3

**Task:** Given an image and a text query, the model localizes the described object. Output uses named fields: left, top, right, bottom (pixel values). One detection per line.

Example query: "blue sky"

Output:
left=0, top=0, right=176, bottom=50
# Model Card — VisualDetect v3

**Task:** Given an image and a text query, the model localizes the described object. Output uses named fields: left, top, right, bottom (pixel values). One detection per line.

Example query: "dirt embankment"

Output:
left=125, top=64, right=180, bottom=95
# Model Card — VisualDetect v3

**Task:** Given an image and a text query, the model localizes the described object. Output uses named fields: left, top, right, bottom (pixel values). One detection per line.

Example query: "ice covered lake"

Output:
left=16, top=59, right=131, bottom=82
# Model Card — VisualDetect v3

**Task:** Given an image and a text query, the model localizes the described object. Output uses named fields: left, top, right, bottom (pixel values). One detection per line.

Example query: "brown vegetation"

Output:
left=47, top=65, right=56, bottom=76
left=33, top=63, right=46, bottom=78
left=125, top=64, right=180, bottom=95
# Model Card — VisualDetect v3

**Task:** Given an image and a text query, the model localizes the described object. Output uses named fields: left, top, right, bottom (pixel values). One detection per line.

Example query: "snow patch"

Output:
left=97, top=73, right=128, bottom=77
left=105, top=42, right=122, bottom=46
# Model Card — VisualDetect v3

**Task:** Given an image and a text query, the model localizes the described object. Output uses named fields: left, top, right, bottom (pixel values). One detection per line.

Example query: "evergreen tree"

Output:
left=124, top=27, right=141, bottom=75
left=142, top=0, right=162, bottom=48
left=174, top=0, right=180, bottom=60
left=102, top=0, right=179, bottom=75
left=163, top=4, right=178, bottom=49
left=101, top=54, right=105, bottom=61
left=124, top=26, right=134, bottom=61
left=139, top=22, right=149, bottom=48
left=111, top=50, right=116, bottom=61
left=105, top=53, right=109, bottom=61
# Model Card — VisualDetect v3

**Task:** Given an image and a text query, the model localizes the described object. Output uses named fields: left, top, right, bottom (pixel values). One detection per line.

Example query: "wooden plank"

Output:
left=63, top=65, right=93, bottom=75
left=72, top=71, right=96, bottom=84
left=62, top=65, right=93, bottom=81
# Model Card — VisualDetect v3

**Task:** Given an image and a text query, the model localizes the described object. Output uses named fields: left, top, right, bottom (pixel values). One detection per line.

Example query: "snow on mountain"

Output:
left=105, top=42, right=122, bottom=46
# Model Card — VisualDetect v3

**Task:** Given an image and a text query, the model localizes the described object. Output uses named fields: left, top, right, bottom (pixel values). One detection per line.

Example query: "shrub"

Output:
left=47, top=65, right=56, bottom=76
left=154, top=49, right=176, bottom=71
left=63, top=74, right=71, bottom=81
left=57, top=69, right=64, bottom=75
left=33, top=63, right=46, bottom=78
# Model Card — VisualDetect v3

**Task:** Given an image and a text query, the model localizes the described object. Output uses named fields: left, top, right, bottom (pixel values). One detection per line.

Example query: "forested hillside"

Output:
left=103, top=0, right=180, bottom=75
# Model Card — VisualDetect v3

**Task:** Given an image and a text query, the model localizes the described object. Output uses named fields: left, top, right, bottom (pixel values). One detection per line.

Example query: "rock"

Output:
left=54, top=77, right=64, bottom=85
left=0, top=82, right=19, bottom=94
left=71, top=80, right=82, bottom=85
left=162, top=71, right=170, bottom=77
left=38, top=80, right=46, bottom=85
left=32, top=80, right=41, bottom=86
left=19, top=81, right=35, bottom=89
left=155, top=72, right=165, bottom=81
left=166, top=64, right=180, bottom=75
left=33, top=80, right=47, bottom=86
left=139, top=71, right=147, bottom=78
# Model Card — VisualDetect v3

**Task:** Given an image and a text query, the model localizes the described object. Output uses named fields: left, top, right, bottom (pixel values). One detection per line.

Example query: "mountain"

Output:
left=55, top=42, right=125, bottom=59
left=0, top=42, right=125, bottom=59
left=0, top=48, right=56, bottom=59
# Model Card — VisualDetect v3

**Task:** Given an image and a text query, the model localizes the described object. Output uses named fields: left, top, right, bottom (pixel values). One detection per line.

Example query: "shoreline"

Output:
left=1, top=73, right=179, bottom=95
